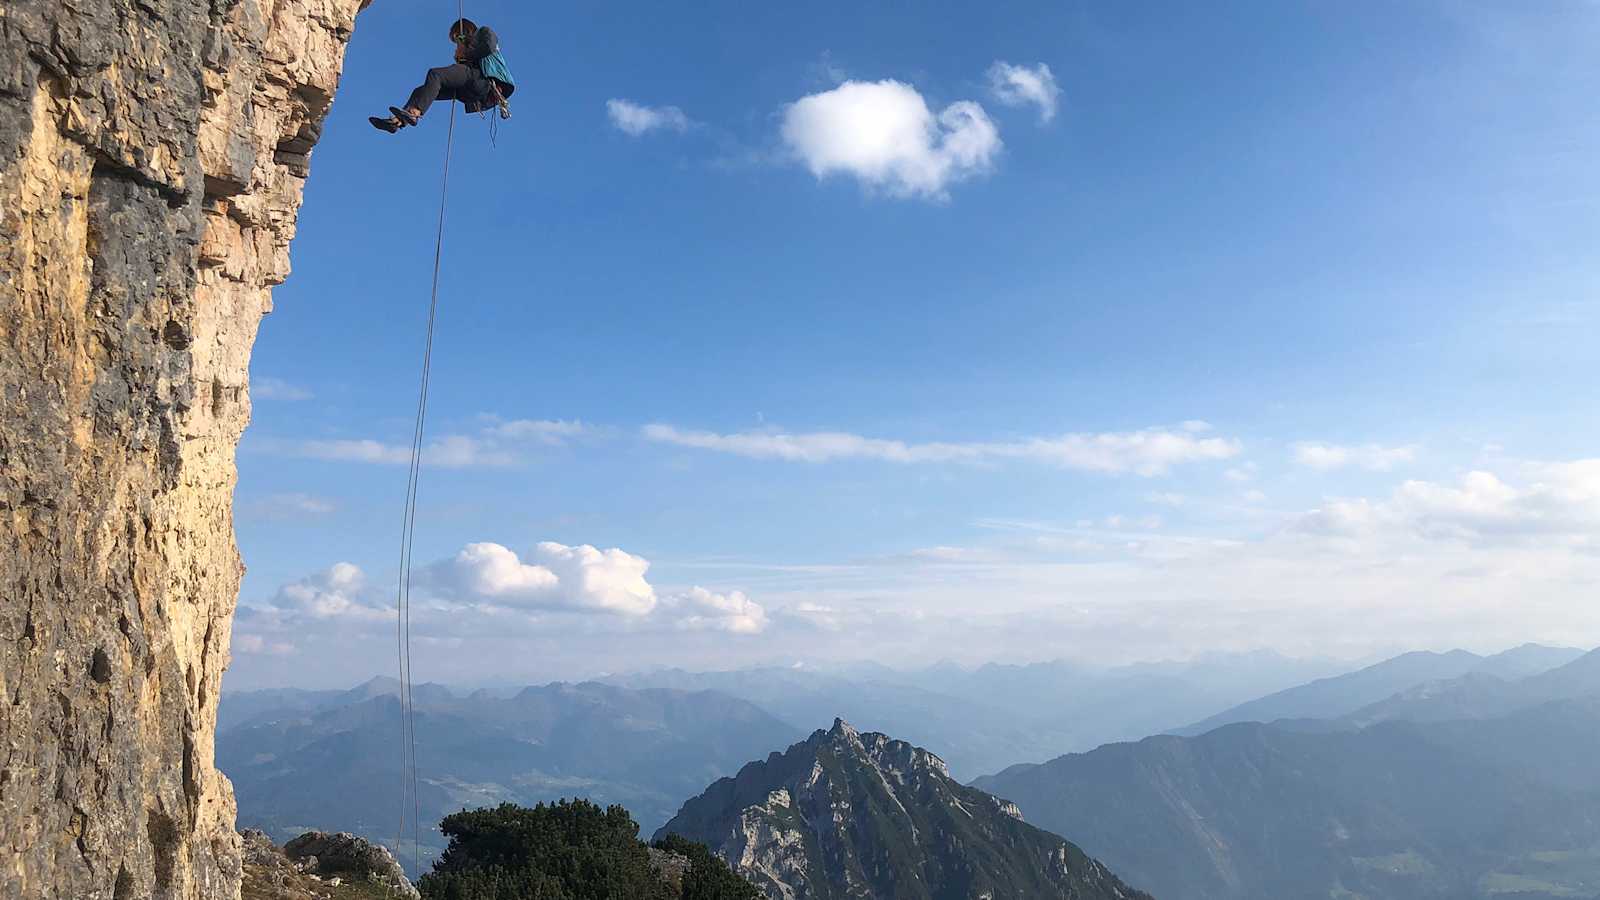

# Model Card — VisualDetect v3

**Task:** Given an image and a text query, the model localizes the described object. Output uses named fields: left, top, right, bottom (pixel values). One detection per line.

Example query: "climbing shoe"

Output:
left=369, top=115, right=400, bottom=133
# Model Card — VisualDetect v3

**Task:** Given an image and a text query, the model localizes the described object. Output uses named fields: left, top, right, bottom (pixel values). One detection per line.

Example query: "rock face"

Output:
left=281, top=831, right=418, bottom=898
left=658, top=719, right=1153, bottom=900
left=0, top=0, right=369, bottom=897
left=647, top=846, right=692, bottom=895
left=240, top=829, right=417, bottom=900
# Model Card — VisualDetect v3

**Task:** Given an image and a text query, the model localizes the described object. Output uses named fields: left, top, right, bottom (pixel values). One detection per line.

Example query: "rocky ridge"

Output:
left=240, top=829, right=417, bottom=900
left=658, top=719, right=1153, bottom=900
left=0, top=0, right=370, bottom=896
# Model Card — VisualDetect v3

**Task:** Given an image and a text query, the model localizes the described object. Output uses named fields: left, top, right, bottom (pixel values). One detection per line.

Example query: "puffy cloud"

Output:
left=446, top=543, right=562, bottom=597
left=607, top=99, right=692, bottom=136
left=1293, top=442, right=1419, bottom=471
left=227, top=461, right=1600, bottom=682
left=660, top=587, right=768, bottom=633
left=435, top=542, right=656, bottom=616
left=244, top=541, right=770, bottom=646
left=1297, top=461, right=1600, bottom=545
left=643, top=424, right=1239, bottom=476
left=531, top=542, right=659, bottom=615
left=987, top=61, right=1061, bottom=123
left=253, top=377, right=312, bottom=401
left=269, top=562, right=388, bottom=622
left=780, top=79, right=1001, bottom=200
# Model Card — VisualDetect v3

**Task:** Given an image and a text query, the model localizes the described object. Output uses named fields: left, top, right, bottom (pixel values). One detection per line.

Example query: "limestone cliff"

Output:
left=0, top=0, right=370, bottom=897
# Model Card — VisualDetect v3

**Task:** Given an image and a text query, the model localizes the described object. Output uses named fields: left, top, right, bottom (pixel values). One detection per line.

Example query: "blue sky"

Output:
left=229, top=1, right=1600, bottom=688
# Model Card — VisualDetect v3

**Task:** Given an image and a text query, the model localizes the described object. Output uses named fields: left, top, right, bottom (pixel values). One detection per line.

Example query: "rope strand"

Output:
left=394, top=84, right=458, bottom=885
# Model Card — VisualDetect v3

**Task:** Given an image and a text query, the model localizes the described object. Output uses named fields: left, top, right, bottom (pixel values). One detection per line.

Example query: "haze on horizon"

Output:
left=227, top=1, right=1600, bottom=691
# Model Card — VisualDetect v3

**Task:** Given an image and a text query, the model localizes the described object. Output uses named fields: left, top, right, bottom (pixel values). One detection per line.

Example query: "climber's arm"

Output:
left=469, top=26, right=498, bottom=63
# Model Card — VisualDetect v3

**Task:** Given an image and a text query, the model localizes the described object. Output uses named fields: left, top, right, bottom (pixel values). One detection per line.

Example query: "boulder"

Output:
left=285, top=831, right=420, bottom=899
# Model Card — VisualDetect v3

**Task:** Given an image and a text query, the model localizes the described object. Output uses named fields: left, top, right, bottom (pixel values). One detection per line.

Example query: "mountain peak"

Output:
left=659, top=725, right=1151, bottom=899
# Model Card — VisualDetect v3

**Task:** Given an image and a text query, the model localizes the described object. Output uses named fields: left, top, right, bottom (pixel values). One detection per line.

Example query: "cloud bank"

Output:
left=236, top=540, right=771, bottom=659
left=644, top=423, right=1240, bottom=475
left=1298, top=461, right=1600, bottom=546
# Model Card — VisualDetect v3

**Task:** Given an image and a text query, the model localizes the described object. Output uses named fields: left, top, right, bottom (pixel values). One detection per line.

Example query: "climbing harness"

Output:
left=479, top=81, right=510, bottom=148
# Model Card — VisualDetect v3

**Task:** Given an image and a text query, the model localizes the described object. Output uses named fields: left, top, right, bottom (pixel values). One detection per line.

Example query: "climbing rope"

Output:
left=394, top=78, right=459, bottom=884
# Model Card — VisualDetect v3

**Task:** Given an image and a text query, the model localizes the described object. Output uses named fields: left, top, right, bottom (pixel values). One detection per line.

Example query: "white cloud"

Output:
left=987, top=61, right=1061, bottom=123
left=245, top=541, right=770, bottom=645
left=435, top=542, right=657, bottom=616
left=643, top=423, right=1239, bottom=476
left=254, top=377, right=312, bottom=401
left=660, top=587, right=769, bottom=633
left=228, top=461, right=1600, bottom=682
left=1297, top=461, right=1600, bottom=546
left=270, top=562, right=388, bottom=622
left=780, top=79, right=1001, bottom=200
left=772, top=601, right=870, bottom=633
left=607, top=99, right=692, bottom=136
left=292, top=436, right=514, bottom=468
left=285, top=419, right=588, bottom=469
left=1293, top=441, right=1419, bottom=471
left=446, top=542, right=562, bottom=597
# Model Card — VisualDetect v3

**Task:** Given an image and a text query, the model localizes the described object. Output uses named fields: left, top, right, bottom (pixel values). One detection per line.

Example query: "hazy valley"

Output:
left=223, top=643, right=1600, bottom=897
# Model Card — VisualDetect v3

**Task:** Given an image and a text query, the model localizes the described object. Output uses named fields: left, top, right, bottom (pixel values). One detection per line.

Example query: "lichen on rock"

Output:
left=0, top=0, right=371, bottom=897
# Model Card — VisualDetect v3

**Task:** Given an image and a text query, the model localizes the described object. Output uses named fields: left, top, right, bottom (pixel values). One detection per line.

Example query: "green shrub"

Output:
left=417, top=802, right=759, bottom=900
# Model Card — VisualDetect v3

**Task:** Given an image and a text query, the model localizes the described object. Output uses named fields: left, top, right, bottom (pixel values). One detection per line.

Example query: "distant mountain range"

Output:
left=659, top=719, right=1154, bottom=900
left=604, top=650, right=1345, bottom=778
left=223, top=644, right=1596, bottom=894
left=219, top=679, right=801, bottom=872
left=1175, top=644, right=1586, bottom=735
left=977, top=647, right=1600, bottom=900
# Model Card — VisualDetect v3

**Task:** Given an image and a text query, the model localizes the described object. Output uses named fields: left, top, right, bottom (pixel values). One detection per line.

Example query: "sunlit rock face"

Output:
left=0, top=0, right=370, bottom=896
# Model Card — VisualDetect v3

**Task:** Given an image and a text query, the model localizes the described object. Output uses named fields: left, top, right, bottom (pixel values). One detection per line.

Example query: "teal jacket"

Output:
left=468, top=26, right=515, bottom=96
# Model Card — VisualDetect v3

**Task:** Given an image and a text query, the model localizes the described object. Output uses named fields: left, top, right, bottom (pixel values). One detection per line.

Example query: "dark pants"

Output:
left=404, top=64, right=490, bottom=117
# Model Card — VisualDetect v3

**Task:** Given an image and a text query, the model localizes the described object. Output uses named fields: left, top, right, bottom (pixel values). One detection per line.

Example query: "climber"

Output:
left=370, top=18, right=515, bottom=133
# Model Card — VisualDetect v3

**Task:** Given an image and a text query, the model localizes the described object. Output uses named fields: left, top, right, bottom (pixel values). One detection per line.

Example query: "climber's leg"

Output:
left=402, top=65, right=477, bottom=119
